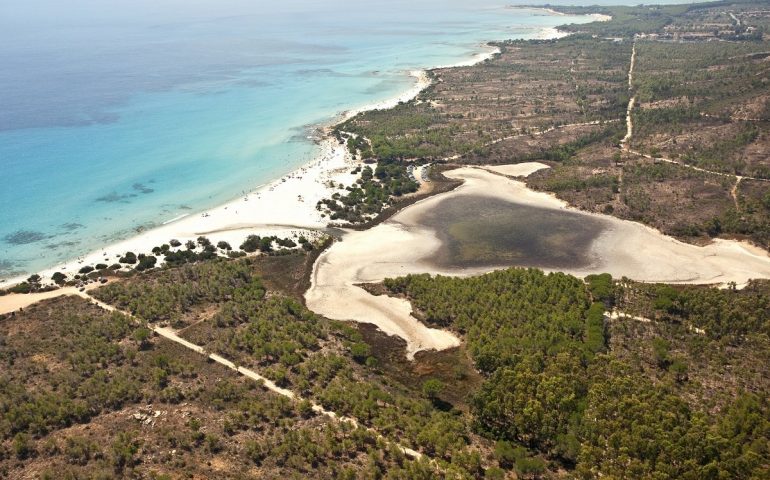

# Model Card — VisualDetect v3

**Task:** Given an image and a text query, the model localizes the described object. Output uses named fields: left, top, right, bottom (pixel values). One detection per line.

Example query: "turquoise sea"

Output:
left=0, top=0, right=685, bottom=279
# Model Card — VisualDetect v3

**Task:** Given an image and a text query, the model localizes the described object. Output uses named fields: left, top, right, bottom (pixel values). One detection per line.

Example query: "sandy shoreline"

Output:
left=2, top=9, right=573, bottom=290
left=0, top=136, right=359, bottom=289
left=0, top=55, right=435, bottom=290
left=0, top=24, right=517, bottom=290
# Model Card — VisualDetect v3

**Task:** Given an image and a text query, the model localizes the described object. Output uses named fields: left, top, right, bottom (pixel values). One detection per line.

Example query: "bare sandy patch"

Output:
left=0, top=288, right=82, bottom=315
left=484, top=162, right=550, bottom=177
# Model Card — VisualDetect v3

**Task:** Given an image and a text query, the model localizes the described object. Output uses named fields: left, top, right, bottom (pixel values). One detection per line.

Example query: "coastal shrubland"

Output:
left=317, top=160, right=418, bottom=223
left=341, top=37, right=630, bottom=163
left=5, top=2, right=770, bottom=478
left=92, top=257, right=497, bottom=474
left=92, top=259, right=266, bottom=327
left=330, top=1, right=770, bottom=249
left=554, top=1, right=764, bottom=40
left=631, top=40, right=770, bottom=178
left=0, top=295, right=436, bottom=479
left=320, top=33, right=632, bottom=225
left=4, top=240, right=770, bottom=477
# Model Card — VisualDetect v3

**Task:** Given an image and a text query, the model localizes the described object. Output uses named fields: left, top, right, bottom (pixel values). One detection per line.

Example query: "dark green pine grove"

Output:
left=384, top=268, right=770, bottom=478
left=2, top=252, right=769, bottom=478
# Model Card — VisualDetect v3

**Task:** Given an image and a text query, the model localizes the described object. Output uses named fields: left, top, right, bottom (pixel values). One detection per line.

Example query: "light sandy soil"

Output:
left=0, top=288, right=82, bottom=315
left=0, top=282, right=106, bottom=315
left=306, top=164, right=770, bottom=357
left=484, top=162, right=550, bottom=177
left=307, top=220, right=462, bottom=358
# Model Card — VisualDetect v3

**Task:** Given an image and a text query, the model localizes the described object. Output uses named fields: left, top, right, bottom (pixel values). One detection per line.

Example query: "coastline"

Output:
left=0, top=29, right=505, bottom=290
left=0, top=9, right=598, bottom=290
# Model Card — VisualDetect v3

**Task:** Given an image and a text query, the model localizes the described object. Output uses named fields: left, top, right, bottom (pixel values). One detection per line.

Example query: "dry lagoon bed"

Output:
left=306, top=164, right=770, bottom=357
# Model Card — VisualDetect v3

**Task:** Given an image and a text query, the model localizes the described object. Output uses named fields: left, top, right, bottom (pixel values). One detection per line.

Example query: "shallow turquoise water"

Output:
left=0, top=0, right=609, bottom=278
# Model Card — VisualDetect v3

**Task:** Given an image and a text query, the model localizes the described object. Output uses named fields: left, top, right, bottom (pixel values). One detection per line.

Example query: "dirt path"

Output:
left=606, top=309, right=706, bottom=335
left=606, top=310, right=651, bottom=323
left=98, top=295, right=425, bottom=459
left=444, top=119, right=621, bottom=162
left=627, top=148, right=770, bottom=182
left=620, top=42, right=636, bottom=148
left=1, top=287, right=423, bottom=460
left=0, top=287, right=82, bottom=314
left=732, top=176, right=743, bottom=210
left=619, top=42, right=768, bottom=184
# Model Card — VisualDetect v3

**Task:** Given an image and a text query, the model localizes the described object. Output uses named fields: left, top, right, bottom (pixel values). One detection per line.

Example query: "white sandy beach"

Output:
left=0, top=7, right=589, bottom=292
left=0, top=72, right=436, bottom=291
left=537, top=13, right=611, bottom=38
left=306, top=164, right=770, bottom=357
left=0, top=14, right=524, bottom=293
left=0, top=137, right=358, bottom=290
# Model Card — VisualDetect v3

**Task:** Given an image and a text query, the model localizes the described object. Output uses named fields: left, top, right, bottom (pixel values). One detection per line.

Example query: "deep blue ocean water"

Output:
left=0, top=0, right=689, bottom=278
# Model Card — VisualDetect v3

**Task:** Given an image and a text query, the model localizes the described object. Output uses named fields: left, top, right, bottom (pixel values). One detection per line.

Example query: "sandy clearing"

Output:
left=484, top=162, right=550, bottom=177
left=0, top=288, right=82, bottom=315
left=0, top=282, right=107, bottom=315
left=306, top=164, right=770, bottom=357
left=306, top=221, right=461, bottom=359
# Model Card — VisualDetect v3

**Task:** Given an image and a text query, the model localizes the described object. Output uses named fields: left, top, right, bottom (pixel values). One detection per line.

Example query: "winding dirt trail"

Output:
left=443, top=119, right=621, bottom=163
left=732, top=176, right=743, bottom=210
left=606, top=309, right=706, bottom=335
left=627, top=148, right=770, bottom=183
left=620, top=41, right=768, bottom=183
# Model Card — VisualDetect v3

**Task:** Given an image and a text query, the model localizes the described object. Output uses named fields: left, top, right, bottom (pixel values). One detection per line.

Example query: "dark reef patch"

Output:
left=45, top=240, right=81, bottom=250
left=3, top=230, right=51, bottom=245
left=0, top=259, right=25, bottom=277
left=96, top=192, right=136, bottom=203
left=132, top=183, right=154, bottom=194
left=59, top=222, right=84, bottom=232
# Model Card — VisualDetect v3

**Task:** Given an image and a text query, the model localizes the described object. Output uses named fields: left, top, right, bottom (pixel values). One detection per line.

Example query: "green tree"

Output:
left=422, top=378, right=444, bottom=401
left=111, top=432, right=139, bottom=471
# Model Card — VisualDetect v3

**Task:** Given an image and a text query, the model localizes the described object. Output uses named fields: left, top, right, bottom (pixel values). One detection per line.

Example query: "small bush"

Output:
left=119, top=252, right=137, bottom=264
